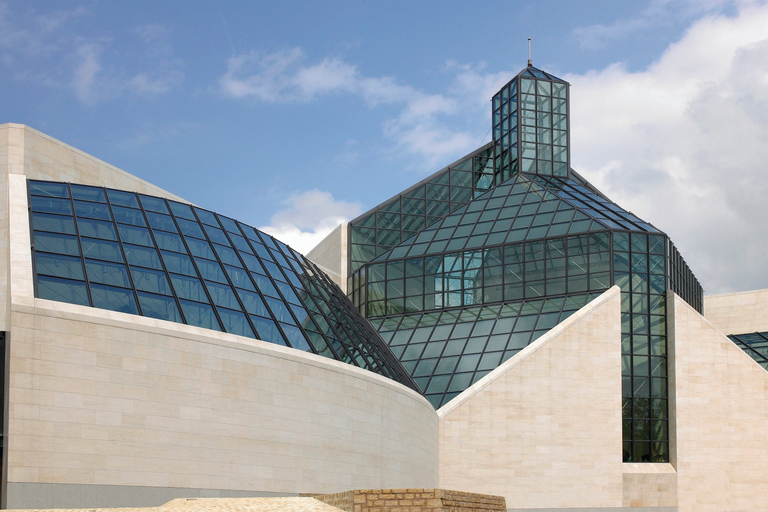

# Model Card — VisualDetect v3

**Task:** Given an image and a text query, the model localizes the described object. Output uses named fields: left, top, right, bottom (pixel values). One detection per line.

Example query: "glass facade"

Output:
left=729, top=332, right=768, bottom=371
left=27, top=180, right=418, bottom=391
left=348, top=144, right=495, bottom=276
left=348, top=64, right=704, bottom=463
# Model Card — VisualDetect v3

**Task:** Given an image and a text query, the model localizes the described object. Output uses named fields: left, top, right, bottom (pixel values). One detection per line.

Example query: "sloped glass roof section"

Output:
left=371, top=292, right=603, bottom=407
left=367, top=171, right=660, bottom=264
left=728, top=332, right=768, bottom=371
left=27, top=179, right=418, bottom=391
left=348, top=144, right=495, bottom=277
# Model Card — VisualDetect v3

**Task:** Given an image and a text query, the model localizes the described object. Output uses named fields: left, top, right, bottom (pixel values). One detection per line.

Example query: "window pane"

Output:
left=85, top=260, right=131, bottom=287
left=30, top=196, right=71, bottom=215
left=112, top=206, right=146, bottom=226
left=81, top=237, right=122, bottom=262
left=215, top=244, right=241, bottom=267
left=33, top=232, right=80, bottom=256
left=161, top=251, right=196, bottom=276
left=177, top=218, right=205, bottom=238
left=217, top=215, right=239, bottom=233
left=77, top=218, right=117, bottom=240
left=132, top=267, right=173, bottom=295
left=117, top=224, right=153, bottom=247
left=185, top=237, right=216, bottom=259
left=35, top=253, right=84, bottom=280
left=74, top=201, right=111, bottom=220
left=281, top=324, right=311, bottom=352
left=194, top=208, right=218, bottom=226
left=225, top=265, right=256, bottom=291
left=195, top=258, right=227, bottom=283
left=124, top=244, right=163, bottom=269
left=107, top=189, right=139, bottom=208
left=70, top=184, right=106, bottom=202
left=139, top=194, right=169, bottom=214
left=266, top=296, right=296, bottom=325
left=170, top=274, right=209, bottom=302
left=252, top=273, right=279, bottom=297
left=204, top=224, right=229, bottom=245
left=146, top=212, right=177, bottom=232
left=180, top=300, right=221, bottom=331
left=155, top=231, right=185, bottom=253
left=90, top=283, right=138, bottom=314
left=218, top=308, right=254, bottom=338
left=137, top=292, right=182, bottom=322
left=30, top=181, right=68, bottom=197
left=237, top=289, right=269, bottom=316
left=37, top=275, right=89, bottom=305
left=32, top=213, right=76, bottom=234
left=205, top=281, right=241, bottom=309
left=169, top=201, right=195, bottom=220
left=251, top=315, right=287, bottom=345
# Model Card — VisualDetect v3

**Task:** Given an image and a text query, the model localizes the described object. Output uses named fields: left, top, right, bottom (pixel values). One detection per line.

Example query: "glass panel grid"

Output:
left=27, top=179, right=418, bottom=391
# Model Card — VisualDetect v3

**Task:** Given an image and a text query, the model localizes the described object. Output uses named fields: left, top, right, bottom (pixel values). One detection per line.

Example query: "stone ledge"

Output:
left=312, top=489, right=506, bottom=512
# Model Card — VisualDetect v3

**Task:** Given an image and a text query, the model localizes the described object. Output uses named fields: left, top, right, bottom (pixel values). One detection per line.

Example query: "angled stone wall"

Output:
left=438, top=287, right=626, bottom=509
left=670, top=291, right=768, bottom=512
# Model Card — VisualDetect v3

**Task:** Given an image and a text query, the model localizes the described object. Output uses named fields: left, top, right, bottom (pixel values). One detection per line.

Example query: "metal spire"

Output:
left=528, top=37, right=532, bottom=67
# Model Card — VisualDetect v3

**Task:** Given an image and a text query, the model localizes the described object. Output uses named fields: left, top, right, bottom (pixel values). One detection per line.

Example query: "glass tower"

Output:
left=348, top=64, right=703, bottom=463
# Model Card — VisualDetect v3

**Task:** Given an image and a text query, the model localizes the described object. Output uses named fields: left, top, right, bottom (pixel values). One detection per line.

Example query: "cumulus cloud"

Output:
left=258, top=190, right=362, bottom=254
left=566, top=2, right=768, bottom=293
left=219, top=48, right=479, bottom=167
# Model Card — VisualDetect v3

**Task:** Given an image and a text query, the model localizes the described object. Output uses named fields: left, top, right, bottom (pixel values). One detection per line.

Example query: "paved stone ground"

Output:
left=13, top=497, right=344, bottom=512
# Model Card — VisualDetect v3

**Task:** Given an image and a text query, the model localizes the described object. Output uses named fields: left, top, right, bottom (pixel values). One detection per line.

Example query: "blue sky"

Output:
left=2, top=0, right=767, bottom=294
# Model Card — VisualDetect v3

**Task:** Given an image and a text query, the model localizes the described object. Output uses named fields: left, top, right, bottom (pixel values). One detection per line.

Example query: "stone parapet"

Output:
left=313, top=489, right=506, bottom=512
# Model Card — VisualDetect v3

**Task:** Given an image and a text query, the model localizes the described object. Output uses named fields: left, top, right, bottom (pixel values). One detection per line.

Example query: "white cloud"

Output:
left=566, top=2, right=768, bottom=293
left=572, top=0, right=741, bottom=49
left=72, top=42, right=101, bottom=103
left=258, top=190, right=361, bottom=254
left=219, top=49, right=478, bottom=167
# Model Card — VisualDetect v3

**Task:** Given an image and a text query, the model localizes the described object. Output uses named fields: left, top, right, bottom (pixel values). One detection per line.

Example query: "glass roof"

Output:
left=516, top=65, right=567, bottom=83
left=728, top=332, right=768, bottom=371
left=372, top=292, right=603, bottom=408
left=27, top=179, right=418, bottom=391
left=368, top=170, right=659, bottom=263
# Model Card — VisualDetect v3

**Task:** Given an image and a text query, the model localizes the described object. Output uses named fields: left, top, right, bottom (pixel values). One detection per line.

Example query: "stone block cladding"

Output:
left=313, top=489, right=506, bottom=512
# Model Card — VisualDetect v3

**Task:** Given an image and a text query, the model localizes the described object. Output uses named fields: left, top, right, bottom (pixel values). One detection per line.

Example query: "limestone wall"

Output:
left=306, top=224, right=347, bottom=293
left=438, top=287, right=627, bottom=509
left=670, top=291, right=768, bottom=512
left=703, top=288, right=768, bottom=335
left=7, top=298, right=438, bottom=507
left=0, top=124, right=187, bottom=200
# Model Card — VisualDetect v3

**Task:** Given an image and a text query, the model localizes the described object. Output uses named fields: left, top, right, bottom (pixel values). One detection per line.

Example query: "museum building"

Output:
left=2, top=64, right=768, bottom=512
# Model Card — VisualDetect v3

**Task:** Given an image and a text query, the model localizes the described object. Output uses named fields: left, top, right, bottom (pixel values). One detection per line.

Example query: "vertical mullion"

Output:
left=67, top=183, right=94, bottom=307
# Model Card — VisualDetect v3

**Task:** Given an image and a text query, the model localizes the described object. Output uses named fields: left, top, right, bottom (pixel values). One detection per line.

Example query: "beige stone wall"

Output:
left=669, top=291, right=768, bottom=512
left=621, top=464, right=677, bottom=508
left=703, top=288, right=768, bottom=335
left=438, top=287, right=626, bottom=509
left=8, top=299, right=438, bottom=495
left=306, top=224, right=347, bottom=293
left=0, top=124, right=187, bottom=200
